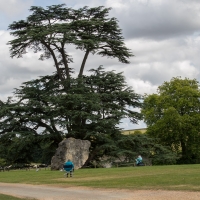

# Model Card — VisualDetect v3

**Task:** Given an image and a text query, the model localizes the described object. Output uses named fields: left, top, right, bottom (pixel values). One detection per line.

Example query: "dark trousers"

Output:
left=66, top=170, right=73, bottom=177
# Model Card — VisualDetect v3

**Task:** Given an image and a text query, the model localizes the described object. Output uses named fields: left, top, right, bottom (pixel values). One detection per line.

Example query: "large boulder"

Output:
left=51, top=137, right=91, bottom=170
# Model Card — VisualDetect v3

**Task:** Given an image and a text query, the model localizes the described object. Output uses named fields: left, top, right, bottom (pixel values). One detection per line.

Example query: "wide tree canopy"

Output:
left=0, top=67, right=142, bottom=164
left=4, top=4, right=142, bottom=166
left=142, top=77, right=200, bottom=163
left=8, top=4, right=133, bottom=80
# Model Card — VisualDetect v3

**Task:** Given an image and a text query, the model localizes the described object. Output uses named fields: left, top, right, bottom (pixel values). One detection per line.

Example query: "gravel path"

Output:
left=0, top=183, right=200, bottom=200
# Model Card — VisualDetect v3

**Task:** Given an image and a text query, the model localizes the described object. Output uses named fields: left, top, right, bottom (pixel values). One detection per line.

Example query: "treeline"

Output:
left=2, top=69, right=199, bottom=166
left=1, top=4, right=199, bottom=167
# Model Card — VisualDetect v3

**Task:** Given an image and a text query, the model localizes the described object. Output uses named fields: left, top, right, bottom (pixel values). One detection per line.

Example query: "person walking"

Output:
left=63, top=159, right=74, bottom=177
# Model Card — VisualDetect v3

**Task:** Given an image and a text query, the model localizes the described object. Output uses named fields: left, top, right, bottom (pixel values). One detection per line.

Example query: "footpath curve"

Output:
left=0, top=183, right=200, bottom=200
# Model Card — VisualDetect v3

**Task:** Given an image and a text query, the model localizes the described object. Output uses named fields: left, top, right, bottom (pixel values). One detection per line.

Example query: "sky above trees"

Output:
left=1, top=0, right=200, bottom=129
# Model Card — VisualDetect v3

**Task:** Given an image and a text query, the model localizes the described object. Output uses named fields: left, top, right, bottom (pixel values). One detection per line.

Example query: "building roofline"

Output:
left=121, top=128, right=147, bottom=132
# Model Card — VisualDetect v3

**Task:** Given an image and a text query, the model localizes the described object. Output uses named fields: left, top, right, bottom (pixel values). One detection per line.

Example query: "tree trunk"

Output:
left=79, top=50, right=90, bottom=77
left=83, top=147, right=100, bottom=167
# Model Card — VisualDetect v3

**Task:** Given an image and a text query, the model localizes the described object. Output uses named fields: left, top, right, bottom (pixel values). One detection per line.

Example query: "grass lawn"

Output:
left=0, top=164, right=200, bottom=191
left=0, top=194, right=36, bottom=200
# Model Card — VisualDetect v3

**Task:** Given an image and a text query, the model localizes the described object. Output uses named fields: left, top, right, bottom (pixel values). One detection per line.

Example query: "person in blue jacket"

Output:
left=135, top=155, right=143, bottom=165
left=63, top=159, right=74, bottom=177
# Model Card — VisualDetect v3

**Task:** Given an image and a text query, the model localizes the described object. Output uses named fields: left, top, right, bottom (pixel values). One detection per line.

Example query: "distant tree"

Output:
left=115, top=133, right=178, bottom=165
left=0, top=68, right=142, bottom=164
left=0, top=99, right=45, bottom=164
left=8, top=4, right=132, bottom=81
left=0, top=132, right=42, bottom=164
left=142, top=77, right=200, bottom=163
left=6, top=4, right=135, bottom=165
left=0, top=158, right=6, bottom=166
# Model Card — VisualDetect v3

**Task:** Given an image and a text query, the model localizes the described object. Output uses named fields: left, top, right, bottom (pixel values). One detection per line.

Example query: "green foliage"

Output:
left=116, top=133, right=178, bottom=165
left=8, top=4, right=132, bottom=80
left=151, top=143, right=178, bottom=165
left=0, top=67, right=142, bottom=165
left=6, top=4, right=136, bottom=165
left=0, top=158, right=6, bottom=166
left=0, top=131, right=43, bottom=164
left=142, top=77, right=200, bottom=164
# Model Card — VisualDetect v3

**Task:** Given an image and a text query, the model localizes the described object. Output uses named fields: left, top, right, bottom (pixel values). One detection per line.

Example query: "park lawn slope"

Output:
left=0, top=193, right=36, bottom=200
left=0, top=165, right=199, bottom=191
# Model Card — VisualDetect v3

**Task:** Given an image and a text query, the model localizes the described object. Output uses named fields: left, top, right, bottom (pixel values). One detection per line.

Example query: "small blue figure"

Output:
left=63, top=159, right=74, bottom=177
left=135, top=155, right=143, bottom=166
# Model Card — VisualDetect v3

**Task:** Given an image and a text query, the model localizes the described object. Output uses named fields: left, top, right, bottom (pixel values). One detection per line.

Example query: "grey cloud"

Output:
left=109, top=0, right=200, bottom=40
left=0, top=0, right=33, bottom=17
left=0, top=60, right=54, bottom=96
left=60, top=0, right=107, bottom=8
left=0, top=0, right=33, bottom=29
left=120, top=35, right=200, bottom=87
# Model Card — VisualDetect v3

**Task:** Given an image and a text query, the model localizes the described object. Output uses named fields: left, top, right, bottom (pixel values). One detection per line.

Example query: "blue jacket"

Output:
left=63, top=161, right=74, bottom=172
left=135, top=156, right=143, bottom=164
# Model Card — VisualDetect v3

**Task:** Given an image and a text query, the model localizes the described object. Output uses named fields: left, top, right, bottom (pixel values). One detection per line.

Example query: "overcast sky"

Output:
left=1, top=0, right=200, bottom=130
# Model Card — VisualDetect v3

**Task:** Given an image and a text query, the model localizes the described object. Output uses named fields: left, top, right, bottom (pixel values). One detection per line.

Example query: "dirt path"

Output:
left=0, top=183, right=200, bottom=200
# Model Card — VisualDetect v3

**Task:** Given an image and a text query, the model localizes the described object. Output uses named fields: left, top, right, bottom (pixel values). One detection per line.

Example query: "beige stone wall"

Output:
left=121, top=128, right=147, bottom=135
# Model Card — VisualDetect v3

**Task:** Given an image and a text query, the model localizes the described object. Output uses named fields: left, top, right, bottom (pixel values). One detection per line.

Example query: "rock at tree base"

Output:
left=51, top=137, right=91, bottom=170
